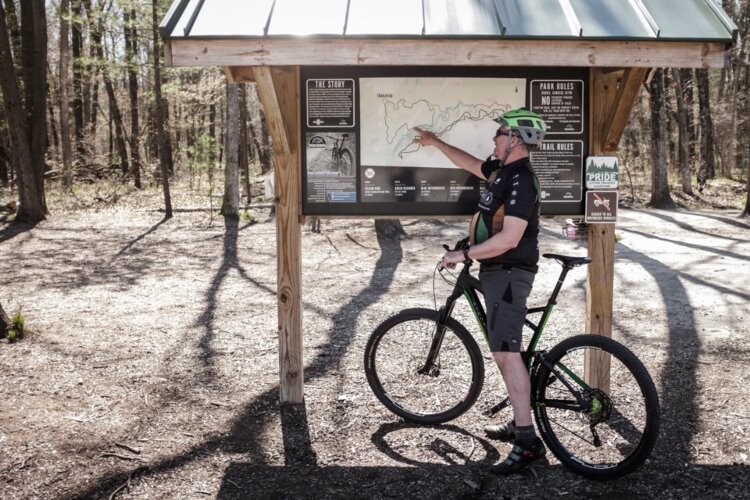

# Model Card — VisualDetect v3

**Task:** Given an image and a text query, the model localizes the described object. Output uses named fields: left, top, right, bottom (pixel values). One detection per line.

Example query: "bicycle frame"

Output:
left=432, top=259, right=576, bottom=362
left=424, top=257, right=591, bottom=415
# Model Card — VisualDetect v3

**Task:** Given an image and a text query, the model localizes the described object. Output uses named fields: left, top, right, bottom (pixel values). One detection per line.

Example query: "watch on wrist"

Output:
left=463, top=247, right=471, bottom=260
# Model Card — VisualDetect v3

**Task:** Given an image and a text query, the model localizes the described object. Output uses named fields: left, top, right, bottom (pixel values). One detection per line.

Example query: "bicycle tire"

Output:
left=339, top=149, right=353, bottom=176
left=532, top=334, right=660, bottom=480
left=364, top=308, right=484, bottom=424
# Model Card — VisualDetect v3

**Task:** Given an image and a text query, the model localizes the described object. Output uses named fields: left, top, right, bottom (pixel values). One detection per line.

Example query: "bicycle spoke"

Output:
left=546, top=415, right=598, bottom=447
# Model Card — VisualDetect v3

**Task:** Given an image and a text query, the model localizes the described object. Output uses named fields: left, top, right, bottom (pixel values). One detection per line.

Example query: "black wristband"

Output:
left=463, top=247, right=471, bottom=260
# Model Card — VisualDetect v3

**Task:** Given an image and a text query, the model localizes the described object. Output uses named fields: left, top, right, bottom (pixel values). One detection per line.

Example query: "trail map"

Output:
left=360, top=77, right=525, bottom=168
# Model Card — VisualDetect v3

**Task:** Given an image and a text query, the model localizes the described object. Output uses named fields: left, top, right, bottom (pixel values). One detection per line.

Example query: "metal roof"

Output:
left=161, top=0, right=737, bottom=41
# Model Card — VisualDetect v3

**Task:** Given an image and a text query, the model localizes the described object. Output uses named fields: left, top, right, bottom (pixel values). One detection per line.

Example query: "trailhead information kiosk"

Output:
left=160, top=0, right=736, bottom=402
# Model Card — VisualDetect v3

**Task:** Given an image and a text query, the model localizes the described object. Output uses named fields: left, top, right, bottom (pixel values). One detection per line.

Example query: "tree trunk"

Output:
left=83, top=0, right=99, bottom=144
left=648, top=69, right=675, bottom=209
left=671, top=68, right=693, bottom=195
left=2, top=0, right=21, bottom=80
left=20, top=0, right=48, bottom=215
left=222, top=82, right=240, bottom=218
left=104, top=81, right=129, bottom=174
left=727, top=2, right=749, bottom=179
left=248, top=119, right=264, bottom=170
left=239, top=84, right=252, bottom=204
left=0, top=140, right=9, bottom=187
left=163, top=100, right=174, bottom=175
left=152, top=0, right=172, bottom=218
left=0, top=3, right=46, bottom=223
left=257, top=90, right=272, bottom=174
left=46, top=79, right=60, bottom=153
left=59, top=0, right=74, bottom=188
left=88, top=1, right=127, bottom=174
left=375, top=220, right=407, bottom=240
left=123, top=4, right=141, bottom=188
left=679, top=69, right=697, bottom=161
left=695, top=68, right=716, bottom=191
left=70, top=0, right=84, bottom=155
left=663, top=69, right=676, bottom=170
left=0, top=300, right=12, bottom=339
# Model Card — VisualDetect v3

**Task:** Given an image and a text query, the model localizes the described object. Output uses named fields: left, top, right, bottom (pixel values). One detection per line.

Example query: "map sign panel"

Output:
left=300, top=66, right=590, bottom=217
left=359, top=77, right=526, bottom=168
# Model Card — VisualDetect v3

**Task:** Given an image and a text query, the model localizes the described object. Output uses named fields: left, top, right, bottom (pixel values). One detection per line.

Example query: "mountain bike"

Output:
left=326, top=134, right=353, bottom=176
left=364, top=238, right=660, bottom=480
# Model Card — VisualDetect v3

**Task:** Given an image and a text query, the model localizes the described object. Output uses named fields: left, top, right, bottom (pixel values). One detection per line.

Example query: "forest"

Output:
left=0, top=1, right=748, bottom=225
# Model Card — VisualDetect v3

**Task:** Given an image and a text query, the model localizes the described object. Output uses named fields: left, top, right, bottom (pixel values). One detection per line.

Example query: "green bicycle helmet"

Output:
left=493, top=108, right=547, bottom=147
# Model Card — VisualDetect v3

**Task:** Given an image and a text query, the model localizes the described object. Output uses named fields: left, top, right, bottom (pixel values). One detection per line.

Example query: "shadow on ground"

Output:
left=214, top=462, right=750, bottom=499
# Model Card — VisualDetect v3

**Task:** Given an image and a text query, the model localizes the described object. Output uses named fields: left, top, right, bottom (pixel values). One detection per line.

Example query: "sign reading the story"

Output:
left=585, top=156, right=620, bottom=189
left=585, top=191, right=618, bottom=223
left=306, top=79, right=355, bottom=128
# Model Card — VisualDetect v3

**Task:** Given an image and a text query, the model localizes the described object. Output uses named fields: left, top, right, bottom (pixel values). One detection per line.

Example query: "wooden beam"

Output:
left=224, top=66, right=257, bottom=83
left=254, top=66, right=291, bottom=155
left=168, top=38, right=731, bottom=69
left=253, top=65, right=303, bottom=403
left=585, top=67, right=622, bottom=393
left=601, top=68, right=649, bottom=153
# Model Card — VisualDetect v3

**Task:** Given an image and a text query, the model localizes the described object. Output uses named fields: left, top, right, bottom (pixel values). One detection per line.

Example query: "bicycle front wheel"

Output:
left=364, top=308, right=484, bottom=424
left=532, top=334, right=660, bottom=480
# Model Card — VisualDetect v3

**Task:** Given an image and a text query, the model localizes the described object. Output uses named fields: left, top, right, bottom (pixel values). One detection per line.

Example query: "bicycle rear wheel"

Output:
left=364, top=308, right=484, bottom=424
left=532, top=334, right=660, bottom=480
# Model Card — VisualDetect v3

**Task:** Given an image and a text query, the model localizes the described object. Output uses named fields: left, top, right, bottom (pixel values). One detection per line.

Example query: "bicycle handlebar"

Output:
left=442, top=237, right=470, bottom=253
left=438, top=237, right=471, bottom=271
left=440, top=237, right=590, bottom=272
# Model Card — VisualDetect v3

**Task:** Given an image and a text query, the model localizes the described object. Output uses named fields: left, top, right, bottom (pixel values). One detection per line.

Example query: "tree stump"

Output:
left=0, top=301, right=11, bottom=338
left=375, top=219, right=406, bottom=240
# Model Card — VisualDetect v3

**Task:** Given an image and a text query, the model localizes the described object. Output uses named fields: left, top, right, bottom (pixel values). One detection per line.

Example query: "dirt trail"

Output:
left=1, top=205, right=749, bottom=498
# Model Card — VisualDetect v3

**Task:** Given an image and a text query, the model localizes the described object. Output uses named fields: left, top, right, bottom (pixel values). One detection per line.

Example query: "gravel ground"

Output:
left=1, top=195, right=749, bottom=499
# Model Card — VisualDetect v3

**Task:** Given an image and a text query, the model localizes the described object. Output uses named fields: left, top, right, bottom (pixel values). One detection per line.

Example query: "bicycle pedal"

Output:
left=484, top=398, right=512, bottom=416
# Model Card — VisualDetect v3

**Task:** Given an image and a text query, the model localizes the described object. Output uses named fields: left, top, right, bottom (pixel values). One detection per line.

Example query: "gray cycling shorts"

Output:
left=479, top=266, right=536, bottom=353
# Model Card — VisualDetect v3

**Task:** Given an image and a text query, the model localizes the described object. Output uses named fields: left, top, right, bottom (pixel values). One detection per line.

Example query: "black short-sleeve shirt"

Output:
left=468, top=157, right=541, bottom=272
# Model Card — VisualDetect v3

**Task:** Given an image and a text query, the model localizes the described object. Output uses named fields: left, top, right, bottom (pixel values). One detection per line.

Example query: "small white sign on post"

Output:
left=585, top=156, right=619, bottom=189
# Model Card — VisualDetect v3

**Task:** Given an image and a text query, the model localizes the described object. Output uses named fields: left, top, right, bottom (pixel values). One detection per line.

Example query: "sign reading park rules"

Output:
left=530, top=80, right=584, bottom=134
left=585, top=191, right=618, bottom=223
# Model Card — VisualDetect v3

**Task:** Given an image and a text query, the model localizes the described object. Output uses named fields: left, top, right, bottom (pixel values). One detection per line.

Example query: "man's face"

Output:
left=492, top=127, right=515, bottom=157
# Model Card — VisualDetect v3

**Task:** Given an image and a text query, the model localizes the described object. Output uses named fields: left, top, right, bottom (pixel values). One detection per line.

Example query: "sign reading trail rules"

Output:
left=585, top=191, right=618, bottom=223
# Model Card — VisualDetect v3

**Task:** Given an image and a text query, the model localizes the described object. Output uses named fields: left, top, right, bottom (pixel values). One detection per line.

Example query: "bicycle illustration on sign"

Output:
left=306, top=133, right=356, bottom=177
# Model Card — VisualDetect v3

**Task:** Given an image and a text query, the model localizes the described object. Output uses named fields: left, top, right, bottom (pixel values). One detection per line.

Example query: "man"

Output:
left=412, top=108, right=547, bottom=474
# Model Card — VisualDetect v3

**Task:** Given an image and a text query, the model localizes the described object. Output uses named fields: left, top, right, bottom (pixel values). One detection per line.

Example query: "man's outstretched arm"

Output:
left=412, top=127, right=486, bottom=180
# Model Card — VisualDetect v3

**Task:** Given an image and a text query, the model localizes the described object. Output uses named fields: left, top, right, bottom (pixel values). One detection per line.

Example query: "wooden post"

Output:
left=253, top=65, right=303, bottom=403
left=585, top=67, right=646, bottom=392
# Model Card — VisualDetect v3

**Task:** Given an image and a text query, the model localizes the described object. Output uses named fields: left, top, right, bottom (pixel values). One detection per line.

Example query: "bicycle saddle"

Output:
left=542, top=254, right=592, bottom=268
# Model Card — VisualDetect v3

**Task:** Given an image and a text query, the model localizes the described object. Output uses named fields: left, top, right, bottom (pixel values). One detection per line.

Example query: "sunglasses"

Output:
left=494, top=128, right=519, bottom=139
